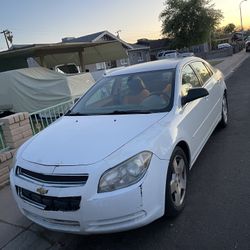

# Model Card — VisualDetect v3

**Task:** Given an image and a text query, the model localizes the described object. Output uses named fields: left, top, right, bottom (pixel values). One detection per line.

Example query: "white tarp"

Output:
left=0, top=67, right=95, bottom=113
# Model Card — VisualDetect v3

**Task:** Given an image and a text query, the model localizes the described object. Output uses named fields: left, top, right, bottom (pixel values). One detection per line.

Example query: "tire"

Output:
left=219, top=94, right=228, bottom=128
left=165, top=146, right=188, bottom=217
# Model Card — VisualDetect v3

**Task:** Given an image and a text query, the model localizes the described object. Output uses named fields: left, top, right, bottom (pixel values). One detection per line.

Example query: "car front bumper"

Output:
left=10, top=156, right=169, bottom=234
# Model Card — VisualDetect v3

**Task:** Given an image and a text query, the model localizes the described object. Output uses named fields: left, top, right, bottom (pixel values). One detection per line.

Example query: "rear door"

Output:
left=191, top=61, right=221, bottom=132
left=179, top=64, right=210, bottom=161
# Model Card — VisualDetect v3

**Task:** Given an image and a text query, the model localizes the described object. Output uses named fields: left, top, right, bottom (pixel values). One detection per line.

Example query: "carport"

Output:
left=0, top=41, right=128, bottom=73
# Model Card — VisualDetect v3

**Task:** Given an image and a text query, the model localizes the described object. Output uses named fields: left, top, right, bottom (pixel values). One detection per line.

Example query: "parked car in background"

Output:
left=10, top=57, right=228, bottom=234
left=157, top=50, right=194, bottom=60
left=246, top=41, right=250, bottom=52
left=218, top=43, right=232, bottom=50
left=179, top=52, right=194, bottom=57
left=54, top=63, right=80, bottom=74
left=157, top=50, right=178, bottom=59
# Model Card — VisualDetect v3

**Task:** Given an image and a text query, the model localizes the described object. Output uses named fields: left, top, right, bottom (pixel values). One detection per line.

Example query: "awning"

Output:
left=0, top=41, right=128, bottom=71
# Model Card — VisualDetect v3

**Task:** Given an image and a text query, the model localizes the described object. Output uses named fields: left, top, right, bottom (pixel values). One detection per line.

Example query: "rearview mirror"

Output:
left=181, top=87, right=209, bottom=106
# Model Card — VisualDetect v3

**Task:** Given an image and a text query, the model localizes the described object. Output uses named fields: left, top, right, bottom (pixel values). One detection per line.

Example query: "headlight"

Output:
left=98, top=151, right=153, bottom=193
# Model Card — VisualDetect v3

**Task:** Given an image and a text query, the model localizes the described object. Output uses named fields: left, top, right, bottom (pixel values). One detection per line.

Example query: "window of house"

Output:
left=96, top=62, right=106, bottom=70
left=191, top=62, right=211, bottom=84
left=120, top=58, right=129, bottom=66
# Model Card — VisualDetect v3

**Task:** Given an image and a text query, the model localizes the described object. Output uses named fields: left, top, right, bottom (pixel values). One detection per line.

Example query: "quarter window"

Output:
left=191, top=62, right=211, bottom=84
left=204, top=63, right=214, bottom=77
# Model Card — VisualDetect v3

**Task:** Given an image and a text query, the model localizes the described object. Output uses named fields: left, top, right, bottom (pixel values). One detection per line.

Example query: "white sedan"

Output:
left=10, top=57, right=228, bottom=234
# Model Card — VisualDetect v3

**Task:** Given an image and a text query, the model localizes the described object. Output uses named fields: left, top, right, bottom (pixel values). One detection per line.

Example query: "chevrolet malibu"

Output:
left=10, top=57, right=228, bottom=234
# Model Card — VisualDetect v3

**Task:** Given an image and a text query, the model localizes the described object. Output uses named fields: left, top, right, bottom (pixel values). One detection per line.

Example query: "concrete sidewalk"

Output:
left=0, top=185, right=69, bottom=250
left=215, top=49, right=250, bottom=79
left=0, top=49, right=249, bottom=250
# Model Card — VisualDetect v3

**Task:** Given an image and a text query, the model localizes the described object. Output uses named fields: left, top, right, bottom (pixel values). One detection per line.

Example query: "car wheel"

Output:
left=165, top=146, right=188, bottom=217
left=219, top=94, right=228, bottom=128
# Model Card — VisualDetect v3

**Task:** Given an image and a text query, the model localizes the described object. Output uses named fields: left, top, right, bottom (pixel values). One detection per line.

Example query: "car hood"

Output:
left=22, top=113, right=166, bottom=166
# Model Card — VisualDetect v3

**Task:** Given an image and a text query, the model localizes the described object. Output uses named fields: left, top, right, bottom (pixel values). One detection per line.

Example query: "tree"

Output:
left=160, top=0, right=223, bottom=48
left=224, top=23, right=236, bottom=34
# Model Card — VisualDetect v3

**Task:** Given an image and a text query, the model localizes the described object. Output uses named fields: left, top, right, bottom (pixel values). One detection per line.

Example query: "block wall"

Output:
left=0, top=113, right=33, bottom=188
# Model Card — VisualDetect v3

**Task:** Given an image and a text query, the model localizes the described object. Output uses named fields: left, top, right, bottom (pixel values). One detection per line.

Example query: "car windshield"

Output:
left=66, top=69, right=175, bottom=116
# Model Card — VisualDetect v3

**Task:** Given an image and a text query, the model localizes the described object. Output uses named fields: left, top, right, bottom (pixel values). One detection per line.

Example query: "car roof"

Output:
left=107, top=57, right=201, bottom=76
left=218, top=43, right=230, bottom=46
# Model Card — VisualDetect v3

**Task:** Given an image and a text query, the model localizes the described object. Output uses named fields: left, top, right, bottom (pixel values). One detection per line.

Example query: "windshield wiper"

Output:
left=103, top=110, right=153, bottom=115
left=65, top=111, right=88, bottom=116
left=65, top=110, right=152, bottom=116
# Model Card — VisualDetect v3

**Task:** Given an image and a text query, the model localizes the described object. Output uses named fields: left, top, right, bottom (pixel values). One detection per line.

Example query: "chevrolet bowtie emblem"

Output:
left=36, top=187, right=48, bottom=195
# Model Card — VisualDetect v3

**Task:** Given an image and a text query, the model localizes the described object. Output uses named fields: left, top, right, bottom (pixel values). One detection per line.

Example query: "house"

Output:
left=62, top=30, right=150, bottom=71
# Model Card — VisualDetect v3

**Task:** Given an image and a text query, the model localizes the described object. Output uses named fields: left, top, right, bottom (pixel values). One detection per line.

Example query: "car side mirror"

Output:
left=181, top=87, right=209, bottom=106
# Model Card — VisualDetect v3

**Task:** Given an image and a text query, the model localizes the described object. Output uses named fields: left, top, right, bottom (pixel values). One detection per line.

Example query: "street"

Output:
left=55, top=57, right=250, bottom=250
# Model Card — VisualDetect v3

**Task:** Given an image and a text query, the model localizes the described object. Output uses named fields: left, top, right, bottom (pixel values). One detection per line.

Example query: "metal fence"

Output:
left=0, top=122, right=8, bottom=153
left=29, top=99, right=75, bottom=135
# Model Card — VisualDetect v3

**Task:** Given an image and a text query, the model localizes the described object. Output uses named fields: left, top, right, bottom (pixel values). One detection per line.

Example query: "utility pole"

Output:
left=0, top=29, right=13, bottom=49
left=116, top=30, right=122, bottom=39
left=239, top=0, right=247, bottom=42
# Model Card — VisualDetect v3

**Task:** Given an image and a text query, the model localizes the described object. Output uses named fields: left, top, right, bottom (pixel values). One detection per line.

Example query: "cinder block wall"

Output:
left=0, top=149, right=16, bottom=188
left=0, top=113, right=33, bottom=188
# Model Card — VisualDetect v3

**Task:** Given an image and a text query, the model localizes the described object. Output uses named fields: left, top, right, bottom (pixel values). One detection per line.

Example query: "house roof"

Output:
left=62, top=30, right=138, bottom=50
left=62, top=31, right=105, bottom=43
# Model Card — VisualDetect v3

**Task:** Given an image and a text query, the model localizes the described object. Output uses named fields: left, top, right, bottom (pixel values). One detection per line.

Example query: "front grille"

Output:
left=16, top=166, right=88, bottom=186
left=16, top=186, right=81, bottom=211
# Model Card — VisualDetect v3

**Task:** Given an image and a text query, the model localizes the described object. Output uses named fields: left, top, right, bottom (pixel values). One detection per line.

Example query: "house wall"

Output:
left=86, top=58, right=129, bottom=73
left=0, top=113, right=33, bottom=188
left=128, top=50, right=150, bottom=65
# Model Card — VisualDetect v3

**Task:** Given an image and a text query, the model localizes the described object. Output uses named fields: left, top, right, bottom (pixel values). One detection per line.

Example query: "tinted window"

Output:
left=191, top=62, right=211, bottom=84
left=181, top=65, right=201, bottom=96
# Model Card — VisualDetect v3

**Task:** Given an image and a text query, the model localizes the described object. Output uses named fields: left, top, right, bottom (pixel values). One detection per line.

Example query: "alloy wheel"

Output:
left=222, top=95, right=228, bottom=124
left=170, top=155, right=187, bottom=207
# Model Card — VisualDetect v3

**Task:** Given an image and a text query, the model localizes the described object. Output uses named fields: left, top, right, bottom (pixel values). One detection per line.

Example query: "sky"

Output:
left=0, top=0, right=250, bottom=51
